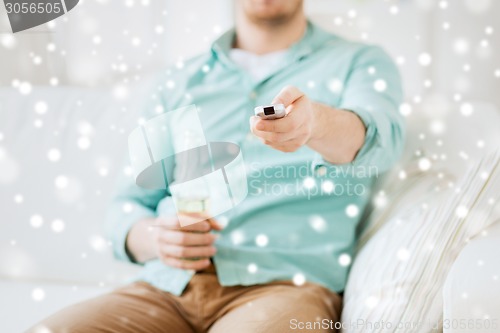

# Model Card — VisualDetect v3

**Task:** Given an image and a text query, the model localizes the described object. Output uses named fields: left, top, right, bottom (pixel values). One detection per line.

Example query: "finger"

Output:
left=179, top=214, right=223, bottom=232
left=179, top=220, right=211, bottom=233
left=207, top=218, right=224, bottom=231
left=252, top=128, right=297, bottom=143
left=249, top=116, right=258, bottom=134
left=254, top=115, right=299, bottom=133
left=180, top=213, right=224, bottom=231
left=272, top=85, right=305, bottom=107
left=155, top=215, right=211, bottom=232
left=264, top=139, right=302, bottom=153
left=161, top=257, right=211, bottom=271
left=153, top=216, right=181, bottom=229
left=160, top=230, right=218, bottom=246
left=160, top=244, right=217, bottom=259
left=155, top=214, right=222, bottom=233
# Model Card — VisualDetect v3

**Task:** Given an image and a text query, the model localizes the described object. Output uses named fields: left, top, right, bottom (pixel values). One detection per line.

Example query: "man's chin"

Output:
left=248, top=13, right=290, bottom=25
left=243, top=0, right=303, bottom=26
left=246, top=8, right=300, bottom=26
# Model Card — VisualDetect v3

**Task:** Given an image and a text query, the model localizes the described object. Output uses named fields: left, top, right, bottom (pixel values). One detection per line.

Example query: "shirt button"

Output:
left=249, top=91, right=257, bottom=100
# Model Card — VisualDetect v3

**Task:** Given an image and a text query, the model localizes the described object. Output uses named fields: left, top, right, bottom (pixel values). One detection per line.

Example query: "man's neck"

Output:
left=234, top=13, right=307, bottom=55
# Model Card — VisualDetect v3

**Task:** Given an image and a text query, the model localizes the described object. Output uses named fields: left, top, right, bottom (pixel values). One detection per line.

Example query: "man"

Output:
left=28, top=0, right=404, bottom=332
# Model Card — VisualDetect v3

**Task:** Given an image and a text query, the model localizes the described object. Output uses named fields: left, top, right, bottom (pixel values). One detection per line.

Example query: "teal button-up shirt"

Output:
left=105, top=22, right=404, bottom=296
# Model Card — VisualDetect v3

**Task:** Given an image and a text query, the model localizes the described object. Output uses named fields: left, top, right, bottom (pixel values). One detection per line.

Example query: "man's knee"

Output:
left=24, top=298, right=116, bottom=333
left=210, top=282, right=341, bottom=333
left=24, top=284, right=157, bottom=333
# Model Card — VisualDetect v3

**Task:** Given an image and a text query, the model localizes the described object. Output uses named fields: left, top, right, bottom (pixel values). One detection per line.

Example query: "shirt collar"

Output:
left=210, top=20, right=329, bottom=68
left=210, top=27, right=236, bottom=67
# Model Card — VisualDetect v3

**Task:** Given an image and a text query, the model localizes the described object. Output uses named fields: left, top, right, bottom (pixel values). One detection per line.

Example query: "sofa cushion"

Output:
left=341, top=100, right=500, bottom=332
left=342, top=151, right=500, bottom=332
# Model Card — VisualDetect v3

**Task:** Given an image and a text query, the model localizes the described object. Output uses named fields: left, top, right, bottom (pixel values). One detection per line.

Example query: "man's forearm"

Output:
left=126, top=218, right=159, bottom=264
left=307, top=102, right=366, bottom=164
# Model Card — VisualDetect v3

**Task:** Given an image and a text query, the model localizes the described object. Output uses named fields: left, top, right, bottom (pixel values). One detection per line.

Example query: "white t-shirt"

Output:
left=229, top=48, right=288, bottom=82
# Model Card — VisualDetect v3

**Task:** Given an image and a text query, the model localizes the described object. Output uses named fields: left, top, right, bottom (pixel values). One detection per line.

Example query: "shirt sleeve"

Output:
left=103, top=76, right=172, bottom=264
left=104, top=167, right=169, bottom=264
left=320, top=45, right=405, bottom=173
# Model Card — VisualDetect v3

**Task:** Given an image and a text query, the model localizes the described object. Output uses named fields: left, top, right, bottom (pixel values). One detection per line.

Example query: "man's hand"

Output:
left=152, top=215, right=222, bottom=271
left=250, top=85, right=315, bottom=153
left=126, top=214, right=223, bottom=271
left=249, top=85, right=366, bottom=164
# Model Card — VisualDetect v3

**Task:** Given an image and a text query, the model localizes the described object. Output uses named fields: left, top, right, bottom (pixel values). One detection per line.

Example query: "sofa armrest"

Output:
left=443, top=222, right=500, bottom=333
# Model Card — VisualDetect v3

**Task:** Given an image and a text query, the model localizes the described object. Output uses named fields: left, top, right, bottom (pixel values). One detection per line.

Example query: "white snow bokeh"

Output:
left=338, top=253, right=352, bottom=267
left=247, top=263, right=258, bottom=274
left=230, top=230, right=245, bottom=245
left=302, top=177, right=316, bottom=190
left=345, top=204, right=360, bottom=218
left=309, top=215, right=328, bottom=233
left=373, top=79, right=387, bottom=92
left=255, top=234, right=269, bottom=247
left=51, top=219, right=66, bottom=233
left=31, top=287, right=46, bottom=302
left=292, top=273, right=306, bottom=286
left=418, top=52, right=432, bottom=66
left=30, top=215, right=44, bottom=229
left=0, top=6, right=498, bottom=333
left=47, top=148, right=61, bottom=162
left=54, top=175, right=83, bottom=203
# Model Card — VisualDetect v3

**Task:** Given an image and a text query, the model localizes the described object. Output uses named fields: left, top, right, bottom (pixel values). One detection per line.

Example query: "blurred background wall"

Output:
left=1, top=0, right=499, bottom=107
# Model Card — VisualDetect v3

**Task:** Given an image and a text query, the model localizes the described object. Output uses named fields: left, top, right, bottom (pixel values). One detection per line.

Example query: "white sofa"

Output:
left=1, top=86, right=499, bottom=332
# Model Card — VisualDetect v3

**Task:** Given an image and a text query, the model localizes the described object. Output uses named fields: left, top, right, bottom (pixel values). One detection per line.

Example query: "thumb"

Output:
left=272, top=85, right=305, bottom=107
left=207, top=218, right=224, bottom=231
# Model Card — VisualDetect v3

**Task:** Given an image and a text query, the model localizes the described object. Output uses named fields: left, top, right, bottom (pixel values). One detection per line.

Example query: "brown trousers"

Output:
left=27, top=264, right=342, bottom=333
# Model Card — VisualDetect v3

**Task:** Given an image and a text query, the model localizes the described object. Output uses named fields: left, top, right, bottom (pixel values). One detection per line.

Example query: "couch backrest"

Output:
left=0, top=85, right=151, bottom=285
left=358, top=99, right=500, bottom=244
